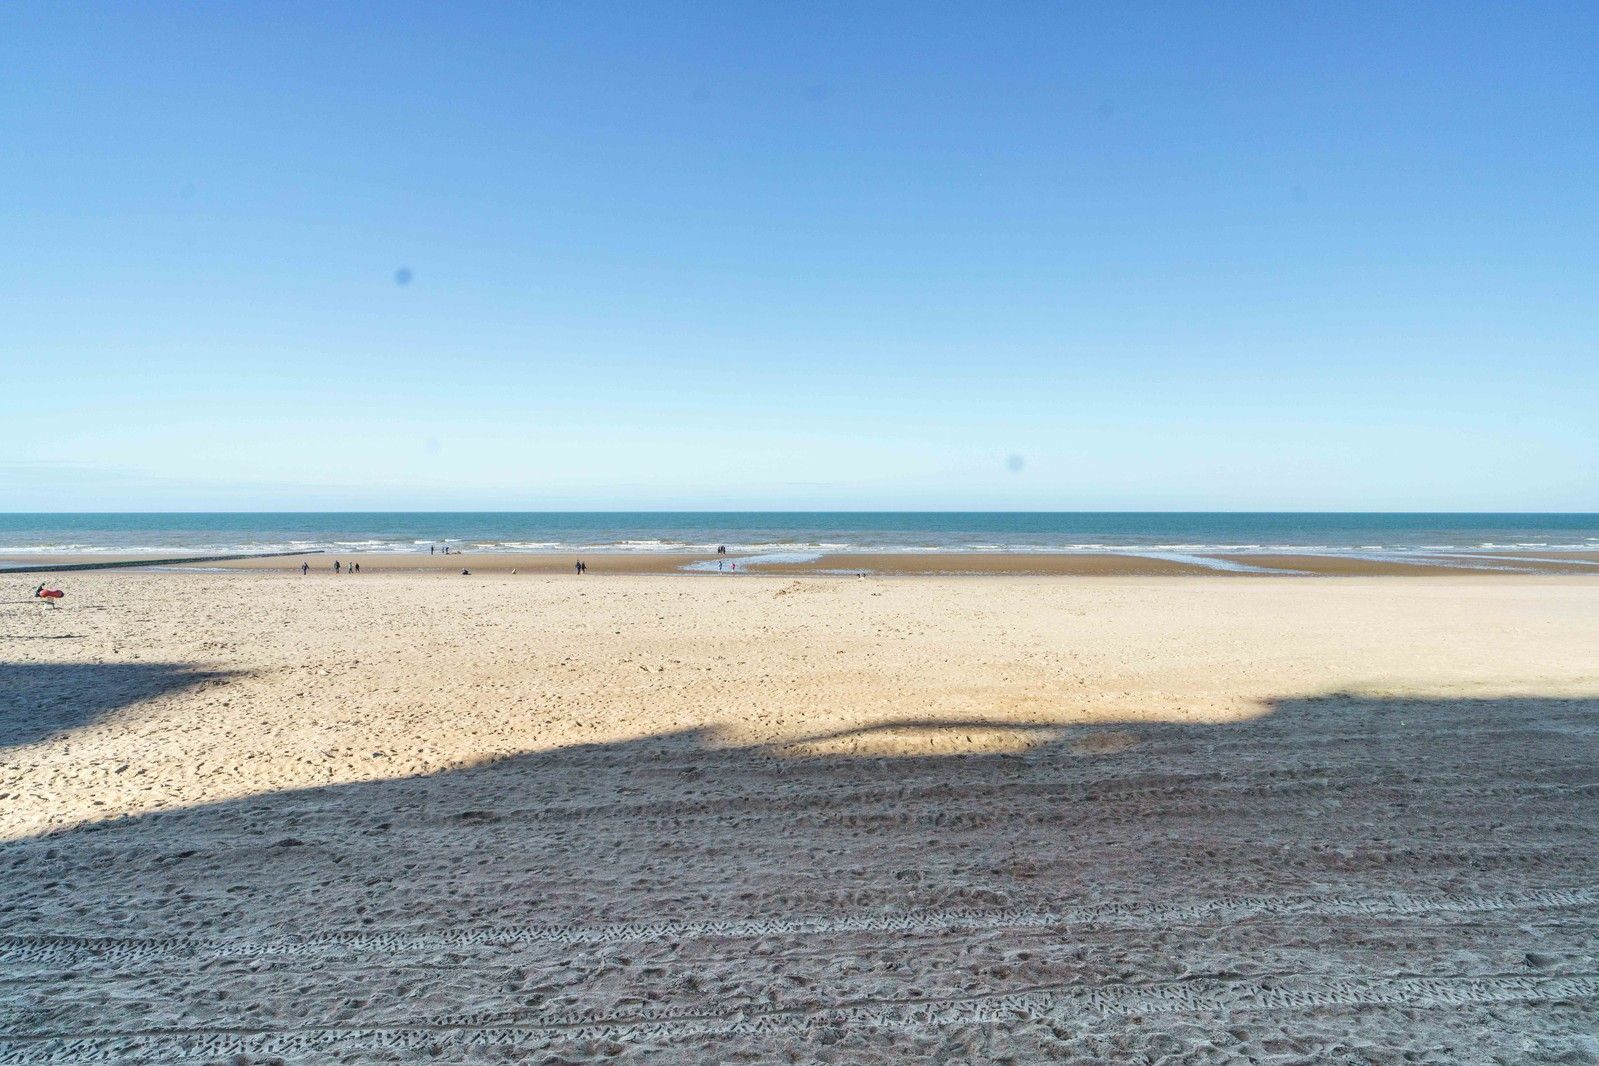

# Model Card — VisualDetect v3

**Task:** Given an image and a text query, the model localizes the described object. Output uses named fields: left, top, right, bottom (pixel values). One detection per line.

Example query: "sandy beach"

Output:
left=2, top=571, right=1597, bottom=1062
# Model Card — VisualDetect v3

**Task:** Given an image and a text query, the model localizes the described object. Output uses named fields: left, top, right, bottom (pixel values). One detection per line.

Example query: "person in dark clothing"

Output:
left=334, top=560, right=341, bottom=573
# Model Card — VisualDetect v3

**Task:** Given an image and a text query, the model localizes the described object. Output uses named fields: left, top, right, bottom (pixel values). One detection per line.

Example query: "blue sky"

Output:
left=3, top=1, right=1595, bottom=510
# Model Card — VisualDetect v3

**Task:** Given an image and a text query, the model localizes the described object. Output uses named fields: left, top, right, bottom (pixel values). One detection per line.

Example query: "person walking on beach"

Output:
left=353, top=562, right=360, bottom=574
left=575, top=559, right=586, bottom=575
left=301, top=562, right=308, bottom=576
left=430, top=544, right=435, bottom=556
left=334, top=560, right=341, bottom=574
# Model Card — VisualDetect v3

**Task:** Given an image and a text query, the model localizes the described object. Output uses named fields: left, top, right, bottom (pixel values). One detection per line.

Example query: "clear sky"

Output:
left=3, top=2, right=1596, bottom=511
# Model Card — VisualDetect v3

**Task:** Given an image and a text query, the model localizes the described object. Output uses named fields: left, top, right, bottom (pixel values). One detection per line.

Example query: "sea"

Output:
left=1, top=513, right=1596, bottom=558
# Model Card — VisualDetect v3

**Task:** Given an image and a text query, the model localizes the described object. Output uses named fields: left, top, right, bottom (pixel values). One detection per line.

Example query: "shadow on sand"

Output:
left=0, top=662, right=237, bottom=751
left=1, top=693, right=1595, bottom=1062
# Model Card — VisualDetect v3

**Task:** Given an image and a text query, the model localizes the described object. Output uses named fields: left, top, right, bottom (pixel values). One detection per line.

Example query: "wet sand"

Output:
left=2, top=571, right=1596, bottom=1062
left=752, top=551, right=1217, bottom=576
left=7, top=549, right=1599, bottom=577
left=0, top=551, right=720, bottom=575
left=1213, top=553, right=1599, bottom=576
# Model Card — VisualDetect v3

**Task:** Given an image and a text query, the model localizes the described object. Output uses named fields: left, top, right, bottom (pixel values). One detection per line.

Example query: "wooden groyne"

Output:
left=0, top=549, right=323, bottom=575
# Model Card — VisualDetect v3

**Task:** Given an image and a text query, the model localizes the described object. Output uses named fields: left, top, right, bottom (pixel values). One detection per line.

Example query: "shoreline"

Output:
left=5, top=548, right=1599, bottom=577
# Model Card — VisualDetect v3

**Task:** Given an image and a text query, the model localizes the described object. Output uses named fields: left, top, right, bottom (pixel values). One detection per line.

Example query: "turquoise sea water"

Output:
left=1, top=513, right=1596, bottom=556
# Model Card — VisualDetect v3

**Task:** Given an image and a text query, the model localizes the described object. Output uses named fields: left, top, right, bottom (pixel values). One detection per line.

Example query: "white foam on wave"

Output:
left=0, top=543, right=103, bottom=553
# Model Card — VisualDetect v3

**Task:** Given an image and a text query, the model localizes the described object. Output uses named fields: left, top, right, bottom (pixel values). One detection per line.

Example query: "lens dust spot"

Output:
left=394, top=267, right=414, bottom=286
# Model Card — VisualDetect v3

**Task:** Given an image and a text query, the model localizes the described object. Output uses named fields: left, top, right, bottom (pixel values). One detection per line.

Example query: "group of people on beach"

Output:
left=300, top=560, right=360, bottom=574
left=285, top=549, right=777, bottom=577
left=295, top=555, right=590, bottom=575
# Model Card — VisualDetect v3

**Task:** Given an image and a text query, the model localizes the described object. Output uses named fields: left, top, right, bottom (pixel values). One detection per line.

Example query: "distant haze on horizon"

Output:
left=3, top=2, right=1596, bottom=512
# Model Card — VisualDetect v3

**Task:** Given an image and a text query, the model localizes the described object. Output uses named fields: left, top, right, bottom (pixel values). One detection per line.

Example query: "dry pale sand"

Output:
left=2, top=571, right=1597, bottom=1063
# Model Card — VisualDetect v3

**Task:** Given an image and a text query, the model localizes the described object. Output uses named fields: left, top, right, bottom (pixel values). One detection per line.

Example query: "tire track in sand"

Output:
left=3, top=885, right=1592, bottom=966
left=3, top=972, right=1596, bottom=1063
